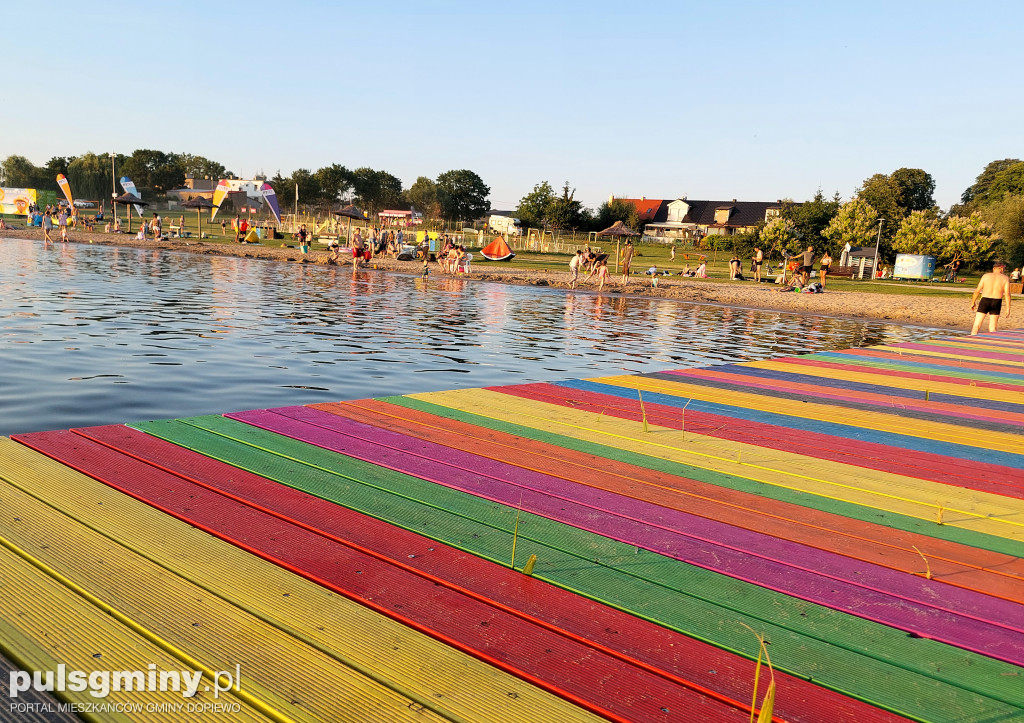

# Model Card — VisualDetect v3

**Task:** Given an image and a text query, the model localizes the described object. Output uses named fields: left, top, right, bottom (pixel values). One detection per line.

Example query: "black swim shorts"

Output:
left=977, top=297, right=1002, bottom=315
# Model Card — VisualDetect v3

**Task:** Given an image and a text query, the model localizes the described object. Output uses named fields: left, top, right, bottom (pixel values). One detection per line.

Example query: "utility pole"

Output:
left=872, top=218, right=885, bottom=280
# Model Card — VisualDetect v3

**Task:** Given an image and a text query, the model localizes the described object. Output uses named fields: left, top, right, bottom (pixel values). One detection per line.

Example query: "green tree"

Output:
left=290, top=168, right=321, bottom=210
left=889, top=168, right=936, bottom=213
left=546, top=183, right=584, bottom=230
left=961, top=158, right=1021, bottom=204
left=594, top=199, right=640, bottom=231
left=760, top=216, right=798, bottom=256
left=515, top=181, right=555, bottom=228
left=892, top=210, right=942, bottom=256
left=856, top=174, right=902, bottom=231
left=976, top=162, right=1024, bottom=206
left=269, top=172, right=293, bottom=207
left=436, top=169, right=490, bottom=221
left=351, top=167, right=399, bottom=214
left=939, top=213, right=999, bottom=268
left=119, top=149, right=181, bottom=194
left=1, top=155, right=46, bottom=188
left=67, top=152, right=111, bottom=201
left=44, top=156, right=73, bottom=182
left=176, top=154, right=228, bottom=181
left=407, top=176, right=439, bottom=218
left=781, top=189, right=840, bottom=247
left=979, top=195, right=1024, bottom=268
left=314, top=164, right=352, bottom=207
left=821, top=198, right=880, bottom=251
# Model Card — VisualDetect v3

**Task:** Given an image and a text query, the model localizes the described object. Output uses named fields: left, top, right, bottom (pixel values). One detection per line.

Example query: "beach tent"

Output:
left=480, top=235, right=516, bottom=261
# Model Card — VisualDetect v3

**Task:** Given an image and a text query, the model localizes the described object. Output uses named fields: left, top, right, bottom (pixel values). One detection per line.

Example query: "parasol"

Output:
left=179, top=196, right=215, bottom=239
left=112, top=193, right=150, bottom=232
left=333, top=204, right=366, bottom=246
left=596, top=220, right=639, bottom=274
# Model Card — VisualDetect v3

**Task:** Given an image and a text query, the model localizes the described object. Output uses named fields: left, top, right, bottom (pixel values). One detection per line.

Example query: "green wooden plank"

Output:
left=132, top=415, right=1024, bottom=722
left=384, top=395, right=1024, bottom=560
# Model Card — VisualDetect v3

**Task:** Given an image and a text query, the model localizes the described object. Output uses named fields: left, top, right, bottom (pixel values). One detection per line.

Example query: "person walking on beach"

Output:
left=151, top=212, right=162, bottom=240
left=970, top=260, right=1012, bottom=335
left=620, top=239, right=634, bottom=284
left=569, top=249, right=584, bottom=289
left=801, top=245, right=815, bottom=285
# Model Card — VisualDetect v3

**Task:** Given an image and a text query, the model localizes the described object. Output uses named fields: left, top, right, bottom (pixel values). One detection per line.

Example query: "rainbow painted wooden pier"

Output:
left=1, top=330, right=1023, bottom=722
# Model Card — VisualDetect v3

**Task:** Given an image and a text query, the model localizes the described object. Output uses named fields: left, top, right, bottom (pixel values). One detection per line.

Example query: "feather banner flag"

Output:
left=119, top=176, right=144, bottom=217
left=56, top=174, right=75, bottom=214
left=260, top=183, right=281, bottom=225
left=210, top=179, right=231, bottom=221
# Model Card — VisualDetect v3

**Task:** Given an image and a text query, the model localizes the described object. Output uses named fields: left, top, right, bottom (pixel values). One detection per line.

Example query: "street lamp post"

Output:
left=872, top=218, right=885, bottom=280
left=109, top=152, right=116, bottom=224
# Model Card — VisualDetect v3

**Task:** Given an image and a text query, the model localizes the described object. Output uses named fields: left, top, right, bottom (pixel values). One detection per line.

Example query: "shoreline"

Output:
left=2, top=226, right=1013, bottom=330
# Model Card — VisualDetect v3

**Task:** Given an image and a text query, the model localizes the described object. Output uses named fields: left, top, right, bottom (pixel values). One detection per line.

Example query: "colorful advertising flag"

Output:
left=0, top=187, right=38, bottom=216
left=260, top=183, right=281, bottom=225
left=119, top=176, right=144, bottom=217
left=210, top=179, right=231, bottom=221
left=56, top=174, right=75, bottom=214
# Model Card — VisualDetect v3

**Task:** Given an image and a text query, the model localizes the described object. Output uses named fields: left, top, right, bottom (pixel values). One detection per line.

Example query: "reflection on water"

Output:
left=0, top=239, right=948, bottom=435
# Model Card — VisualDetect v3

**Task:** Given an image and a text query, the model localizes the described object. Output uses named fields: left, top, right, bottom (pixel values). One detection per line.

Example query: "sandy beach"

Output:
left=3, top=226, right=1015, bottom=331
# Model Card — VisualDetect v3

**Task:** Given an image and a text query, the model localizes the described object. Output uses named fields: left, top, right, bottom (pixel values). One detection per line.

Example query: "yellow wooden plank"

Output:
left=874, top=345, right=1024, bottom=368
left=590, top=374, right=1023, bottom=453
left=411, top=388, right=1024, bottom=542
left=746, top=359, right=1024, bottom=404
left=0, top=545, right=268, bottom=723
left=0, top=439, right=603, bottom=723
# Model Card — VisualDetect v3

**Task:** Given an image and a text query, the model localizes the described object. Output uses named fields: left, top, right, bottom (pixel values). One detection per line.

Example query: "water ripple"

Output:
left=0, top=239, right=949, bottom=435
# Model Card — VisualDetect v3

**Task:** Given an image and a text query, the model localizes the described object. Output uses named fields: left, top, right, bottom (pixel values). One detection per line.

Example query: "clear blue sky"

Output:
left=2, top=0, right=1020, bottom=211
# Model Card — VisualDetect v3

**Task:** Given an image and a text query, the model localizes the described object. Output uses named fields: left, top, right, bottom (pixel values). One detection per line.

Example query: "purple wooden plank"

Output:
left=226, top=406, right=1024, bottom=667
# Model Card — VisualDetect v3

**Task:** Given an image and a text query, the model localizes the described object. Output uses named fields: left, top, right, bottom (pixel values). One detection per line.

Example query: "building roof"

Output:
left=676, top=199, right=783, bottom=228
left=615, top=198, right=669, bottom=223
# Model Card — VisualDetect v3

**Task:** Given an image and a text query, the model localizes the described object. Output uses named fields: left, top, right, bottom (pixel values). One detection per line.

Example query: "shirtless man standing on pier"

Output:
left=970, top=260, right=1012, bottom=335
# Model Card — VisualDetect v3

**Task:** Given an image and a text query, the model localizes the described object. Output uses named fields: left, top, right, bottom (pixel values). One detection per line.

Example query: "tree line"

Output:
left=3, top=150, right=1022, bottom=267
left=0, top=151, right=228, bottom=203
left=0, top=151, right=491, bottom=222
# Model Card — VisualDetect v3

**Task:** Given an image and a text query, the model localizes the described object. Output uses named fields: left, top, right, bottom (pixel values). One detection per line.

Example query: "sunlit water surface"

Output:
left=0, top=239, right=950, bottom=435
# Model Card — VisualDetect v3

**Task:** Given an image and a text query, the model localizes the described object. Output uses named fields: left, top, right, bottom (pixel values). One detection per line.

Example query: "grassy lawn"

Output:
left=474, top=243, right=979, bottom=297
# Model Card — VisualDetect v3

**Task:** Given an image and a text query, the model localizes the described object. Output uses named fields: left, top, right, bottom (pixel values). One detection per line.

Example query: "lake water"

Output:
left=0, top=238, right=950, bottom=436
